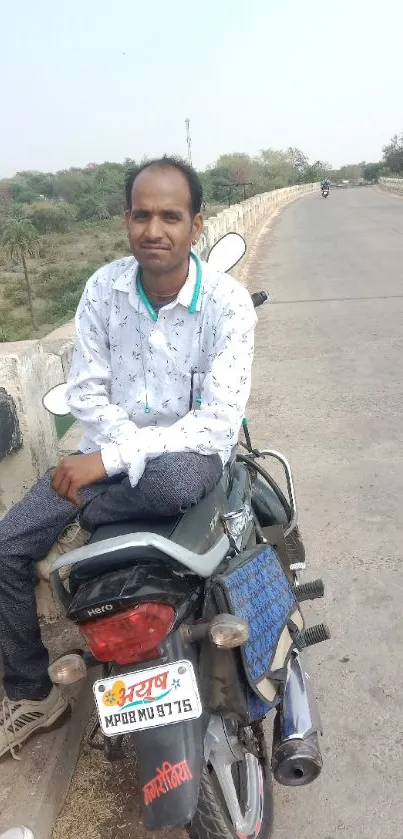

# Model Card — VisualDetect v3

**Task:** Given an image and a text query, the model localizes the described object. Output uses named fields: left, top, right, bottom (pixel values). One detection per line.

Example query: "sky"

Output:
left=1, top=0, right=402, bottom=177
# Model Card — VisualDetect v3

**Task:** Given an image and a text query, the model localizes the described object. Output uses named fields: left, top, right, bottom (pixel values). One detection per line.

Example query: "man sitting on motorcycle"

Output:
left=321, top=178, right=330, bottom=192
left=0, top=157, right=256, bottom=759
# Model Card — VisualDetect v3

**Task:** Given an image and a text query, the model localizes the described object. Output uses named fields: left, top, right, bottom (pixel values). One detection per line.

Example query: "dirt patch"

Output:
left=52, top=730, right=186, bottom=839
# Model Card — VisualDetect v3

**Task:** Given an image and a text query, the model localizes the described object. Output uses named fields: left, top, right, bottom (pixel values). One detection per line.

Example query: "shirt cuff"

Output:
left=101, top=442, right=125, bottom=477
left=137, top=425, right=165, bottom=458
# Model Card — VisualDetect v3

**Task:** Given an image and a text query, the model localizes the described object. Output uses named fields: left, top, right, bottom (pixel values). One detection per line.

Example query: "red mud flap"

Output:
left=132, top=714, right=204, bottom=830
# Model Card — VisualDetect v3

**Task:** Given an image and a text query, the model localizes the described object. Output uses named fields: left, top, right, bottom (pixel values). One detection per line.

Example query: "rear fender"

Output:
left=131, top=628, right=205, bottom=830
left=133, top=713, right=204, bottom=830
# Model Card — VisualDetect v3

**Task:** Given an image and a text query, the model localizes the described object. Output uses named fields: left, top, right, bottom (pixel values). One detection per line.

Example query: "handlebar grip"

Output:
left=251, top=290, right=269, bottom=308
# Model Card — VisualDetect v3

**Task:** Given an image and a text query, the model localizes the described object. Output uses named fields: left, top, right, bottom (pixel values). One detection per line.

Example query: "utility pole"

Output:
left=185, top=118, right=192, bottom=166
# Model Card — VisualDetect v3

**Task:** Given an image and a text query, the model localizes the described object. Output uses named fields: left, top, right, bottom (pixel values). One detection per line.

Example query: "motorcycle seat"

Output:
left=69, top=479, right=229, bottom=588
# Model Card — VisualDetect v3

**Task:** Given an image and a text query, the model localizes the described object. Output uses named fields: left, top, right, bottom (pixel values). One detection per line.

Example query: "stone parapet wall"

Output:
left=379, top=177, right=403, bottom=195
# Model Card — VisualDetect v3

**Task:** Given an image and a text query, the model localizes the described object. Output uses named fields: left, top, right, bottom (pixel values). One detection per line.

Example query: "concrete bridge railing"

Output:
left=0, top=182, right=318, bottom=517
left=379, top=177, right=403, bottom=195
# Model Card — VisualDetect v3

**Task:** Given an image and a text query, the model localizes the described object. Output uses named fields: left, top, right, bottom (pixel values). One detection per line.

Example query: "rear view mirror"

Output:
left=207, top=233, right=246, bottom=273
left=42, top=383, right=70, bottom=416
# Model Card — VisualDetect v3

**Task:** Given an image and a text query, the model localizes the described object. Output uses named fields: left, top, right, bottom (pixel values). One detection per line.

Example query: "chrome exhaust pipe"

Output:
left=272, top=652, right=323, bottom=786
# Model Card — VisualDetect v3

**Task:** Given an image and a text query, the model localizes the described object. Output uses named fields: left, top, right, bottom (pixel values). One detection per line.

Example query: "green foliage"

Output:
left=17, top=171, right=54, bottom=199
left=35, top=263, right=96, bottom=297
left=29, top=202, right=77, bottom=234
left=45, top=288, right=84, bottom=320
left=4, top=283, right=29, bottom=306
left=105, top=191, right=126, bottom=216
left=331, top=163, right=365, bottom=182
left=2, top=218, right=39, bottom=328
left=259, top=149, right=293, bottom=189
left=1, top=150, right=325, bottom=224
left=53, top=171, right=90, bottom=203
left=382, top=133, right=403, bottom=175
left=76, top=195, right=110, bottom=221
left=0, top=326, right=11, bottom=342
left=200, top=147, right=326, bottom=204
left=36, top=263, right=97, bottom=322
left=0, top=297, right=13, bottom=339
left=9, top=179, right=38, bottom=204
left=2, top=218, right=39, bottom=261
left=363, top=162, right=383, bottom=182
left=9, top=202, right=30, bottom=221
left=303, top=160, right=331, bottom=183
left=286, top=147, right=309, bottom=183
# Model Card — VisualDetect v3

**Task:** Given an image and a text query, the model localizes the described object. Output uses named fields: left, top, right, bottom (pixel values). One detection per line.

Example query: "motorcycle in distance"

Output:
left=43, top=232, right=330, bottom=839
left=321, top=184, right=330, bottom=198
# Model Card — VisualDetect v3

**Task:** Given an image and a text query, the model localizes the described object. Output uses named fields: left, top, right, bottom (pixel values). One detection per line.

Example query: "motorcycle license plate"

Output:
left=93, top=660, right=202, bottom=737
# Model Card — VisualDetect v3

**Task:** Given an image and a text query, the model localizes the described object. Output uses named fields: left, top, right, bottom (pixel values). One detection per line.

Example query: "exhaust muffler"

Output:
left=272, top=652, right=323, bottom=786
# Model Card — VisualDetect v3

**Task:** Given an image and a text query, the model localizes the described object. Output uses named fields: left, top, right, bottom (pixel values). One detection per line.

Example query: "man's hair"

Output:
left=125, top=156, right=203, bottom=216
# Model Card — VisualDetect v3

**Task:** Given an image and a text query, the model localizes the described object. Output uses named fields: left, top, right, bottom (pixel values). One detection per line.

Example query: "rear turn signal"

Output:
left=209, top=614, right=249, bottom=648
left=48, top=653, right=87, bottom=685
left=79, top=603, right=175, bottom=665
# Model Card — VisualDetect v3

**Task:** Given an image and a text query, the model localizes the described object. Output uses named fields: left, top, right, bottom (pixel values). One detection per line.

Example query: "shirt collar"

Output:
left=112, top=253, right=202, bottom=314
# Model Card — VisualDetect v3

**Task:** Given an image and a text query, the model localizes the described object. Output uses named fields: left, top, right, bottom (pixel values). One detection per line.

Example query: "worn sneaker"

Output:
left=0, top=829, right=35, bottom=839
left=35, top=522, right=90, bottom=582
left=0, top=687, right=69, bottom=759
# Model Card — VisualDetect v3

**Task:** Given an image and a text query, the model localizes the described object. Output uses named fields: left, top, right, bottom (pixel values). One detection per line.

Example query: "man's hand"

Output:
left=51, top=452, right=107, bottom=505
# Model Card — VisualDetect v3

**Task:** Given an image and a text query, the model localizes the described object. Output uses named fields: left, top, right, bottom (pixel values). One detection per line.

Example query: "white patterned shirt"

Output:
left=66, top=255, right=257, bottom=487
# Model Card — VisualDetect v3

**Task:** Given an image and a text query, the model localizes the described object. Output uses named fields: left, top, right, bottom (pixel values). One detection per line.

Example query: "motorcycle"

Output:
left=321, top=185, right=330, bottom=198
left=43, top=233, right=329, bottom=839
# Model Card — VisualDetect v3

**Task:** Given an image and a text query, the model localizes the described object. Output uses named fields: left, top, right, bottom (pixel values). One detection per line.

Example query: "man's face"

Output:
left=125, top=165, right=203, bottom=275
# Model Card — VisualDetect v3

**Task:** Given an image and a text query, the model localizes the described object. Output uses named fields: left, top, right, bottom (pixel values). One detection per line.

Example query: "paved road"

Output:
left=247, top=186, right=403, bottom=838
left=54, top=187, right=403, bottom=839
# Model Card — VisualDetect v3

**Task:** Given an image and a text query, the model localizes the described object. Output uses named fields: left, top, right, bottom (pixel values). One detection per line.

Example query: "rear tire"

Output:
left=188, top=725, right=273, bottom=839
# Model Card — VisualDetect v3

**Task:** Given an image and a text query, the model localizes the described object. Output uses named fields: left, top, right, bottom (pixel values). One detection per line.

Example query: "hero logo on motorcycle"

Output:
left=93, top=660, right=202, bottom=736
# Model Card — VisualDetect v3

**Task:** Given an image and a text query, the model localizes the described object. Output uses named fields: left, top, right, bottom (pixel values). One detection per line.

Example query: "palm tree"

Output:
left=2, top=218, right=39, bottom=329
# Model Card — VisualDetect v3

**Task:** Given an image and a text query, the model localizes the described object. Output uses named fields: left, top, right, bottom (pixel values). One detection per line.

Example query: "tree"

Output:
left=303, top=160, right=331, bottom=183
left=105, top=191, right=125, bottom=216
left=16, top=171, right=55, bottom=199
left=203, top=165, right=234, bottom=203
left=9, top=202, right=30, bottom=221
left=198, top=171, right=215, bottom=204
left=2, top=219, right=39, bottom=328
left=363, top=162, right=382, bottom=183
left=0, top=181, right=13, bottom=227
left=286, top=147, right=309, bottom=184
left=260, top=148, right=293, bottom=189
left=215, top=153, right=256, bottom=184
left=382, top=133, right=403, bottom=175
left=29, top=202, right=76, bottom=234
left=333, top=163, right=364, bottom=182
left=53, top=171, right=89, bottom=203
left=76, top=195, right=109, bottom=221
left=9, top=178, right=38, bottom=204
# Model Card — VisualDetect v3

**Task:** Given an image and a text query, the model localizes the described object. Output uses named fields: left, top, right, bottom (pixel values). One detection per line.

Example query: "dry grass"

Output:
left=0, top=217, right=129, bottom=341
left=52, top=739, right=120, bottom=839
left=52, top=729, right=186, bottom=839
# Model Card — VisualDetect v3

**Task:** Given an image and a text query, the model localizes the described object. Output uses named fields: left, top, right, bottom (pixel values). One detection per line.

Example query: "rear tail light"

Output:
left=79, top=603, right=175, bottom=665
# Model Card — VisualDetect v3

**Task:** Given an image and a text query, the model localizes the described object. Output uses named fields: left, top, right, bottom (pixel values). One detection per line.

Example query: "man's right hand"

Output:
left=51, top=452, right=107, bottom=505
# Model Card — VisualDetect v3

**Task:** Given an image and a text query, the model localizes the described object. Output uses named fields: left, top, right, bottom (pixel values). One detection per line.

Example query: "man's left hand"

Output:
left=51, top=452, right=107, bottom=505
